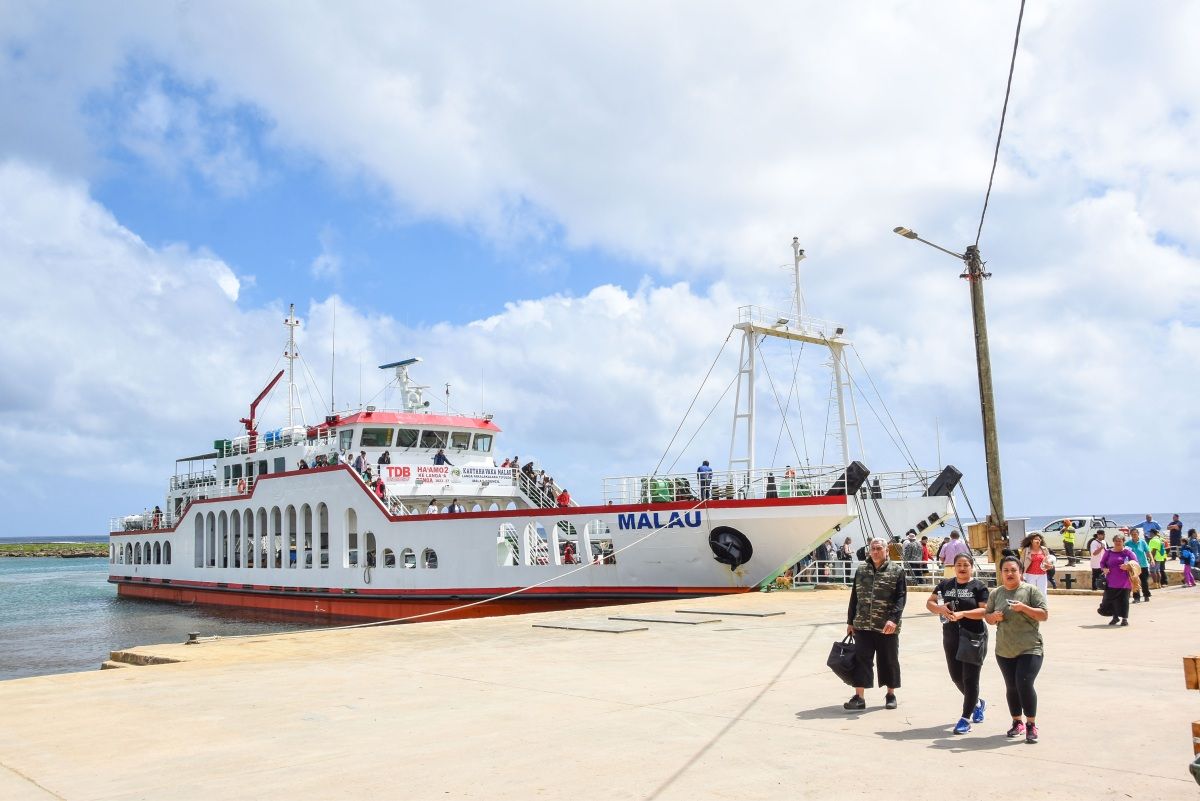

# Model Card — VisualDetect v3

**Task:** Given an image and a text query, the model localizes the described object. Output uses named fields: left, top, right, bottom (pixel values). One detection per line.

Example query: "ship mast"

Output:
left=284, top=304, right=304, bottom=429
left=728, top=240, right=860, bottom=476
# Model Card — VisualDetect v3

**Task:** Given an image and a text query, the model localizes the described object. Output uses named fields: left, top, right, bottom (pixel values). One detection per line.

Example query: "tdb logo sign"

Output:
left=617, top=511, right=702, bottom=530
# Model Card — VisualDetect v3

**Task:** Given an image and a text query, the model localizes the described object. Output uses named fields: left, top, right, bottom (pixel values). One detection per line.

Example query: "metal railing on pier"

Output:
left=789, top=559, right=996, bottom=591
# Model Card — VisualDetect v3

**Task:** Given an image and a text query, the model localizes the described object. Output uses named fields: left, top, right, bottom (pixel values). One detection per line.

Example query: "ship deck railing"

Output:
left=736, top=305, right=846, bottom=342
left=600, top=466, right=940, bottom=506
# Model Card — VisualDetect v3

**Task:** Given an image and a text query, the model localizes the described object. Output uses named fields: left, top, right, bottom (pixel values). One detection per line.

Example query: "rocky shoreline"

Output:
left=0, top=543, right=108, bottom=558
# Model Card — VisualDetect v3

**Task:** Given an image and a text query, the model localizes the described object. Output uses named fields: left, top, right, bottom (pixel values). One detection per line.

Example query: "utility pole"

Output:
left=894, top=228, right=1009, bottom=564
left=962, top=245, right=1008, bottom=564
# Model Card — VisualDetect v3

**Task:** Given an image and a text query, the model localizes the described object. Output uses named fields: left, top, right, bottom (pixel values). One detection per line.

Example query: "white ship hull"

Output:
left=110, top=465, right=855, bottom=621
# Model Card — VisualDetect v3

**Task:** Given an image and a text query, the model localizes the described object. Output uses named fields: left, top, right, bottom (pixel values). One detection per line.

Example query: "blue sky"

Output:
left=2, top=2, right=1199, bottom=535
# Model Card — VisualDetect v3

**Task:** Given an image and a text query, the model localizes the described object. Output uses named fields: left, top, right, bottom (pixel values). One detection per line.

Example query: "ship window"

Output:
left=382, top=547, right=396, bottom=567
left=420, top=430, right=448, bottom=449
left=450, top=431, right=470, bottom=450
left=472, top=434, right=493, bottom=452
left=224, top=465, right=232, bottom=484
left=163, top=541, right=171, bottom=564
left=339, top=429, right=354, bottom=451
left=400, top=547, right=416, bottom=569
left=422, top=548, right=438, bottom=569
left=245, top=462, right=255, bottom=478
left=231, top=464, right=243, bottom=480
left=274, top=457, right=286, bottom=473
left=360, top=427, right=392, bottom=447
left=396, top=428, right=419, bottom=448
left=258, top=460, right=268, bottom=476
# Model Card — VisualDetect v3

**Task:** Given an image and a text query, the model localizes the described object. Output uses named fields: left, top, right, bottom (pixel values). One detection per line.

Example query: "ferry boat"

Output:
left=108, top=247, right=959, bottom=621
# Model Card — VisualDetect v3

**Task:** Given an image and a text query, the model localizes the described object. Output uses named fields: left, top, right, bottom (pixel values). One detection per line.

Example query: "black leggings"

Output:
left=942, top=628, right=982, bottom=719
left=996, top=653, right=1042, bottom=719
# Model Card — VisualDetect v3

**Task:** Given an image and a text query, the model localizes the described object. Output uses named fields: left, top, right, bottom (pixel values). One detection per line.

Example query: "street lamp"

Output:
left=893, top=226, right=1007, bottom=563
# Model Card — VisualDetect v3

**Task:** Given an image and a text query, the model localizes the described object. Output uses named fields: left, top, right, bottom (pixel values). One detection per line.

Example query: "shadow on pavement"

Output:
left=877, top=725, right=1020, bottom=751
left=794, top=704, right=877, bottom=720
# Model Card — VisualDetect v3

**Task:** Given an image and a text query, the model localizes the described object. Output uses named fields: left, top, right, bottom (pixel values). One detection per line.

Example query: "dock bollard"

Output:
left=186, top=632, right=201, bottom=644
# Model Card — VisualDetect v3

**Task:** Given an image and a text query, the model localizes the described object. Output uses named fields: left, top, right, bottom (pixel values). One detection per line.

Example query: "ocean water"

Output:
left=0, top=554, right=334, bottom=682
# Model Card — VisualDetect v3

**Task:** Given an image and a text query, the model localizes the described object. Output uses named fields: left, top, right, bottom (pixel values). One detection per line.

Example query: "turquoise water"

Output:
left=0, top=557, right=329, bottom=681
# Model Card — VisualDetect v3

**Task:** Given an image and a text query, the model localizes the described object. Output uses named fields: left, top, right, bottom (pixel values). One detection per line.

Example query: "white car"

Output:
left=1031, top=516, right=1124, bottom=553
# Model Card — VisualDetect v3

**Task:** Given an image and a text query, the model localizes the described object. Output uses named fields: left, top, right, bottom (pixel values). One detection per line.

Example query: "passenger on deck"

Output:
left=378, top=450, right=391, bottom=465
left=697, top=460, right=713, bottom=500
left=354, top=451, right=368, bottom=475
left=426, top=500, right=439, bottom=514
left=328, top=452, right=339, bottom=466
left=501, top=458, right=511, bottom=468
left=433, top=449, right=453, bottom=466
left=314, top=454, right=328, bottom=467
left=447, top=498, right=464, bottom=514
left=766, top=473, right=778, bottom=499
left=298, top=459, right=310, bottom=470
left=562, top=541, right=576, bottom=564
left=152, top=506, right=162, bottom=528
left=557, top=488, right=571, bottom=507
left=373, top=477, right=386, bottom=500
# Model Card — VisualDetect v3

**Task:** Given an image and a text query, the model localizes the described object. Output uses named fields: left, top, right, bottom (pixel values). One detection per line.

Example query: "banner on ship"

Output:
left=381, top=465, right=513, bottom=484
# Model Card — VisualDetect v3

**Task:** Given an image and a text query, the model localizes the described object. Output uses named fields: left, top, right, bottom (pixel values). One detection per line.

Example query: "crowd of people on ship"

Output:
left=500, top=456, right=571, bottom=508
left=289, top=443, right=571, bottom=511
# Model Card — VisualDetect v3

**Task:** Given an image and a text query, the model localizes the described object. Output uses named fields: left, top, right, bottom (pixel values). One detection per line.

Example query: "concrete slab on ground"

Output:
left=1, top=585, right=1199, bottom=800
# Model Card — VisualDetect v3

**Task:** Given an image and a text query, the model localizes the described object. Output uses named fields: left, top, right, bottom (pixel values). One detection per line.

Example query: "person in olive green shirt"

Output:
left=974, top=556, right=1049, bottom=743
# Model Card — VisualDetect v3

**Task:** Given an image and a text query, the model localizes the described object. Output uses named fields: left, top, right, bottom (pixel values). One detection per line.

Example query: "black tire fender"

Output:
left=709, top=526, right=753, bottom=568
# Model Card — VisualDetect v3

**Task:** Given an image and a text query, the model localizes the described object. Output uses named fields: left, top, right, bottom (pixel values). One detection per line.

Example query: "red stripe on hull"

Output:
left=114, top=581, right=747, bottom=623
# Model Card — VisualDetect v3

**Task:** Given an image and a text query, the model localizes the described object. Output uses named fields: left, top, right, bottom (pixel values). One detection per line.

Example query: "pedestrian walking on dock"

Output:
left=939, top=530, right=970, bottom=577
left=926, top=552, right=989, bottom=734
left=984, top=556, right=1049, bottom=744
left=1088, top=531, right=1107, bottom=590
left=1019, top=534, right=1052, bottom=595
left=1128, top=530, right=1152, bottom=602
left=1099, top=533, right=1136, bottom=625
left=1148, top=530, right=1167, bottom=586
left=902, top=532, right=923, bottom=578
left=1179, top=542, right=1196, bottom=588
left=844, top=537, right=907, bottom=711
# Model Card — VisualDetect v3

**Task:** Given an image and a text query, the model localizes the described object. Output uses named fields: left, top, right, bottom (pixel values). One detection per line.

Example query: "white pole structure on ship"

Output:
left=791, top=237, right=805, bottom=321
left=284, top=304, right=301, bottom=429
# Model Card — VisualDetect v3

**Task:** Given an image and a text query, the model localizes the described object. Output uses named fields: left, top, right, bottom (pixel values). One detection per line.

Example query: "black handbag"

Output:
left=956, top=627, right=988, bottom=665
left=1097, top=597, right=1115, bottom=616
left=827, top=635, right=857, bottom=685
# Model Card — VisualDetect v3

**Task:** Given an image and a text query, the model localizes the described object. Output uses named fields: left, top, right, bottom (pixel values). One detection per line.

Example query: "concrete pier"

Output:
left=1, top=587, right=1197, bottom=800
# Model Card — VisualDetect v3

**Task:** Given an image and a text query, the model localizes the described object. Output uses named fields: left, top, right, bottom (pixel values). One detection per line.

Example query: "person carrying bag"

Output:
left=927, top=552, right=989, bottom=734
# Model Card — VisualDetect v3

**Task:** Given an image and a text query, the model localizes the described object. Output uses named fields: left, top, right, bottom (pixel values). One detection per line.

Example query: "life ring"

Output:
left=237, top=478, right=247, bottom=494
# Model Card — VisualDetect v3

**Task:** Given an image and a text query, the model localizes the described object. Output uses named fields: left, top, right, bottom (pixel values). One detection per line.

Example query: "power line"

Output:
left=975, top=0, right=1027, bottom=249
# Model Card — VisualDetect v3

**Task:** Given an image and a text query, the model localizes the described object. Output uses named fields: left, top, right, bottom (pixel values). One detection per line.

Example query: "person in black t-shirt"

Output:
left=926, top=552, right=989, bottom=734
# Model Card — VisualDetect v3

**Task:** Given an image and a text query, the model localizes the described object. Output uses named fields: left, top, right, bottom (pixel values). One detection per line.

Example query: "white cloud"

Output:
left=309, top=226, right=342, bottom=280
left=2, top=4, right=1200, bottom=529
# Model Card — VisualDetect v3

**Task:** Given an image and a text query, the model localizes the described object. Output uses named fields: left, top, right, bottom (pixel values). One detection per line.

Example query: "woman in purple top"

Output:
left=1099, top=533, right=1136, bottom=626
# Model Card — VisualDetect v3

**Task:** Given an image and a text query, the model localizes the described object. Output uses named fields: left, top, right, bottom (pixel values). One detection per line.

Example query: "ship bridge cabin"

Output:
left=138, top=407, right=567, bottom=532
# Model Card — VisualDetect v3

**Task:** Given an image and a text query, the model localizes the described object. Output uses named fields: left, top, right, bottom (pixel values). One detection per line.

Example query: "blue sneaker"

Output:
left=953, top=717, right=971, bottom=735
left=972, top=699, right=986, bottom=724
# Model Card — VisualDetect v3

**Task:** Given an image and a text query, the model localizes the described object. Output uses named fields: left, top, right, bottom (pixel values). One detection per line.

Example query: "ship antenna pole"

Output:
left=330, top=300, right=337, bottom=414
left=284, top=304, right=301, bottom=429
left=791, top=237, right=806, bottom=321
